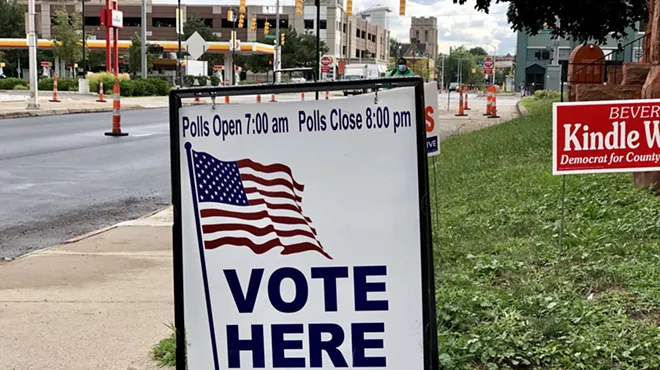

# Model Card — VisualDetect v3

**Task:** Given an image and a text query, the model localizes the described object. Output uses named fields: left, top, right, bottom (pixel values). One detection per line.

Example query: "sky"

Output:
left=159, top=0, right=518, bottom=56
left=365, top=0, right=517, bottom=56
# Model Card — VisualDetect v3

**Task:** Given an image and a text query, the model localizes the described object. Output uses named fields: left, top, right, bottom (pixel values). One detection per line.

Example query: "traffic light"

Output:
left=295, top=0, right=303, bottom=16
left=250, top=16, right=257, bottom=31
left=281, top=33, right=285, bottom=45
left=239, top=0, right=246, bottom=14
left=238, top=13, right=245, bottom=28
left=399, top=0, right=405, bottom=15
left=264, top=21, right=270, bottom=35
left=346, top=0, right=352, bottom=16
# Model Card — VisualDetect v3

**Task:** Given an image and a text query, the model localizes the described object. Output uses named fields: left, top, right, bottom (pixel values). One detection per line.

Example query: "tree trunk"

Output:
left=635, top=0, right=660, bottom=191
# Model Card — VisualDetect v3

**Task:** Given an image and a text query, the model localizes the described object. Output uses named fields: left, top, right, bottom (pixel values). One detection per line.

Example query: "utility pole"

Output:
left=27, top=0, right=39, bottom=110
left=231, top=10, right=236, bottom=85
left=141, top=0, right=147, bottom=78
left=440, top=55, right=445, bottom=91
left=82, top=0, right=86, bottom=74
left=177, top=0, right=182, bottom=86
left=275, top=0, right=281, bottom=83
left=315, top=0, right=320, bottom=100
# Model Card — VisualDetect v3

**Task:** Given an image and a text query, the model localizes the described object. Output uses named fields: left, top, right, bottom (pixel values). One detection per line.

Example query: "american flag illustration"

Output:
left=189, top=149, right=332, bottom=259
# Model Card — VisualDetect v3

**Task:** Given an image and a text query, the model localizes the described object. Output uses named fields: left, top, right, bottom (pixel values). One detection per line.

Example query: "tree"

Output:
left=51, top=10, right=87, bottom=68
left=389, top=38, right=401, bottom=58
left=182, top=14, right=221, bottom=74
left=234, top=35, right=273, bottom=74
left=441, top=46, right=481, bottom=86
left=0, top=0, right=26, bottom=77
left=452, top=0, right=647, bottom=44
left=469, top=47, right=488, bottom=56
left=183, top=13, right=218, bottom=42
left=280, top=28, right=329, bottom=69
left=128, top=32, right=155, bottom=76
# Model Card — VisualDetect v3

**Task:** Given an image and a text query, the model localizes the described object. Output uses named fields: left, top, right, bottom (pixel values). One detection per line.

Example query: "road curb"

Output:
left=517, top=100, right=530, bottom=117
left=1, top=206, right=171, bottom=264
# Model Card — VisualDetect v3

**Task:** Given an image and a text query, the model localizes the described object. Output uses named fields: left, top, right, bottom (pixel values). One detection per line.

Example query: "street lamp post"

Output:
left=82, top=0, right=86, bottom=75
left=177, top=0, right=182, bottom=86
left=315, top=0, right=320, bottom=100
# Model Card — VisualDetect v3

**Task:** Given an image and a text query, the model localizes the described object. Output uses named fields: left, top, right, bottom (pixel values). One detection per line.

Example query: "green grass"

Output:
left=432, top=98, right=660, bottom=369
left=152, top=323, right=177, bottom=368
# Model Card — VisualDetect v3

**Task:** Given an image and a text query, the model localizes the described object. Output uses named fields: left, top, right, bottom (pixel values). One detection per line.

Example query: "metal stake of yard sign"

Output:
left=557, top=90, right=567, bottom=261
left=558, top=175, right=567, bottom=261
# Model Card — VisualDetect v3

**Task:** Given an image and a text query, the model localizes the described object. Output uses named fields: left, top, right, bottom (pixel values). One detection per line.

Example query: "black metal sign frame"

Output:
left=169, top=77, right=438, bottom=370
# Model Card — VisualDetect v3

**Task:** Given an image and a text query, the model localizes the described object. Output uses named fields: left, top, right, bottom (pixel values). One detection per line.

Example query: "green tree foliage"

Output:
left=389, top=38, right=400, bottom=58
left=280, top=28, right=329, bottom=69
left=182, top=13, right=221, bottom=74
left=0, top=0, right=26, bottom=77
left=452, top=0, right=647, bottom=44
left=183, top=13, right=218, bottom=41
left=441, top=46, right=484, bottom=86
left=469, top=47, right=488, bottom=56
left=51, top=10, right=87, bottom=67
left=86, top=50, right=106, bottom=71
left=235, top=35, right=273, bottom=74
left=128, top=32, right=155, bottom=76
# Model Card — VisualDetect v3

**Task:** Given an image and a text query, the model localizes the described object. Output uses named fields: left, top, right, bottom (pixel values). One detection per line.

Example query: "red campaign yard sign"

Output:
left=553, top=99, right=660, bottom=175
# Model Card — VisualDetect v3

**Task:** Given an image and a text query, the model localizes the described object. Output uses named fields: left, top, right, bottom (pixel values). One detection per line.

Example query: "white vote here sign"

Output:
left=176, top=87, right=429, bottom=370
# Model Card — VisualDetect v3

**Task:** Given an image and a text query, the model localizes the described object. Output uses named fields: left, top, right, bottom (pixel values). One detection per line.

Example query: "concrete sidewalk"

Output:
left=0, top=207, right=175, bottom=370
left=0, top=90, right=346, bottom=119
left=0, top=96, right=171, bottom=119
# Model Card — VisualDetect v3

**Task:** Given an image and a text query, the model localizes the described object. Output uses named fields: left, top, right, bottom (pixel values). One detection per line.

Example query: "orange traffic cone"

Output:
left=488, top=86, right=500, bottom=119
left=257, top=94, right=261, bottom=103
left=225, top=95, right=230, bottom=103
left=325, top=90, right=329, bottom=100
left=464, top=88, right=470, bottom=110
left=301, top=92, right=305, bottom=101
left=455, top=85, right=467, bottom=117
left=50, top=72, right=61, bottom=102
left=484, top=85, right=492, bottom=116
left=270, top=93, right=277, bottom=102
left=105, top=78, right=128, bottom=136
left=97, top=77, right=107, bottom=102
left=194, top=92, right=200, bottom=104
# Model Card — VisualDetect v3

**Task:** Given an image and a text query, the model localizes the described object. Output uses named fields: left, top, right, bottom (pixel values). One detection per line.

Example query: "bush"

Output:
left=210, top=75, right=220, bottom=87
left=0, top=77, right=27, bottom=90
left=37, top=77, right=77, bottom=91
left=131, top=79, right=156, bottom=96
left=118, top=79, right=135, bottom=97
left=87, top=72, right=130, bottom=93
left=183, top=75, right=196, bottom=87
left=196, top=75, right=209, bottom=86
left=147, top=78, right=170, bottom=96
left=38, top=78, right=54, bottom=91
left=533, top=89, right=560, bottom=100
left=13, top=84, right=28, bottom=90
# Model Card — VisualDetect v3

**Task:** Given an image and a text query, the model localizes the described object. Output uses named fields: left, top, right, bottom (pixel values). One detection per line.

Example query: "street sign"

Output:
left=321, top=55, right=333, bottom=73
left=185, top=31, right=209, bottom=61
left=483, top=57, right=494, bottom=75
left=553, top=99, right=660, bottom=175
left=170, top=78, right=437, bottom=370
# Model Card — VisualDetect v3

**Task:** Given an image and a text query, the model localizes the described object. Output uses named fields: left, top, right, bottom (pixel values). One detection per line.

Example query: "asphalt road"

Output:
left=0, top=90, right=517, bottom=259
left=0, top=108, right=171, bottom=259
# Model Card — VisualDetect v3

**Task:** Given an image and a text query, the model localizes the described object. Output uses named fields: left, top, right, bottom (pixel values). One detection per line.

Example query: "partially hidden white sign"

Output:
left=177, top=88, right=427, bottom=369
left=424, top=82, right=440, bottom=156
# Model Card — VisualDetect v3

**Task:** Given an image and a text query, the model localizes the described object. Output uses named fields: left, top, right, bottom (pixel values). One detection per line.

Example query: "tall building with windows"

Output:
left=409, top=16, right=437, bottom=58
left=17, top=0, right=390, bottom=65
